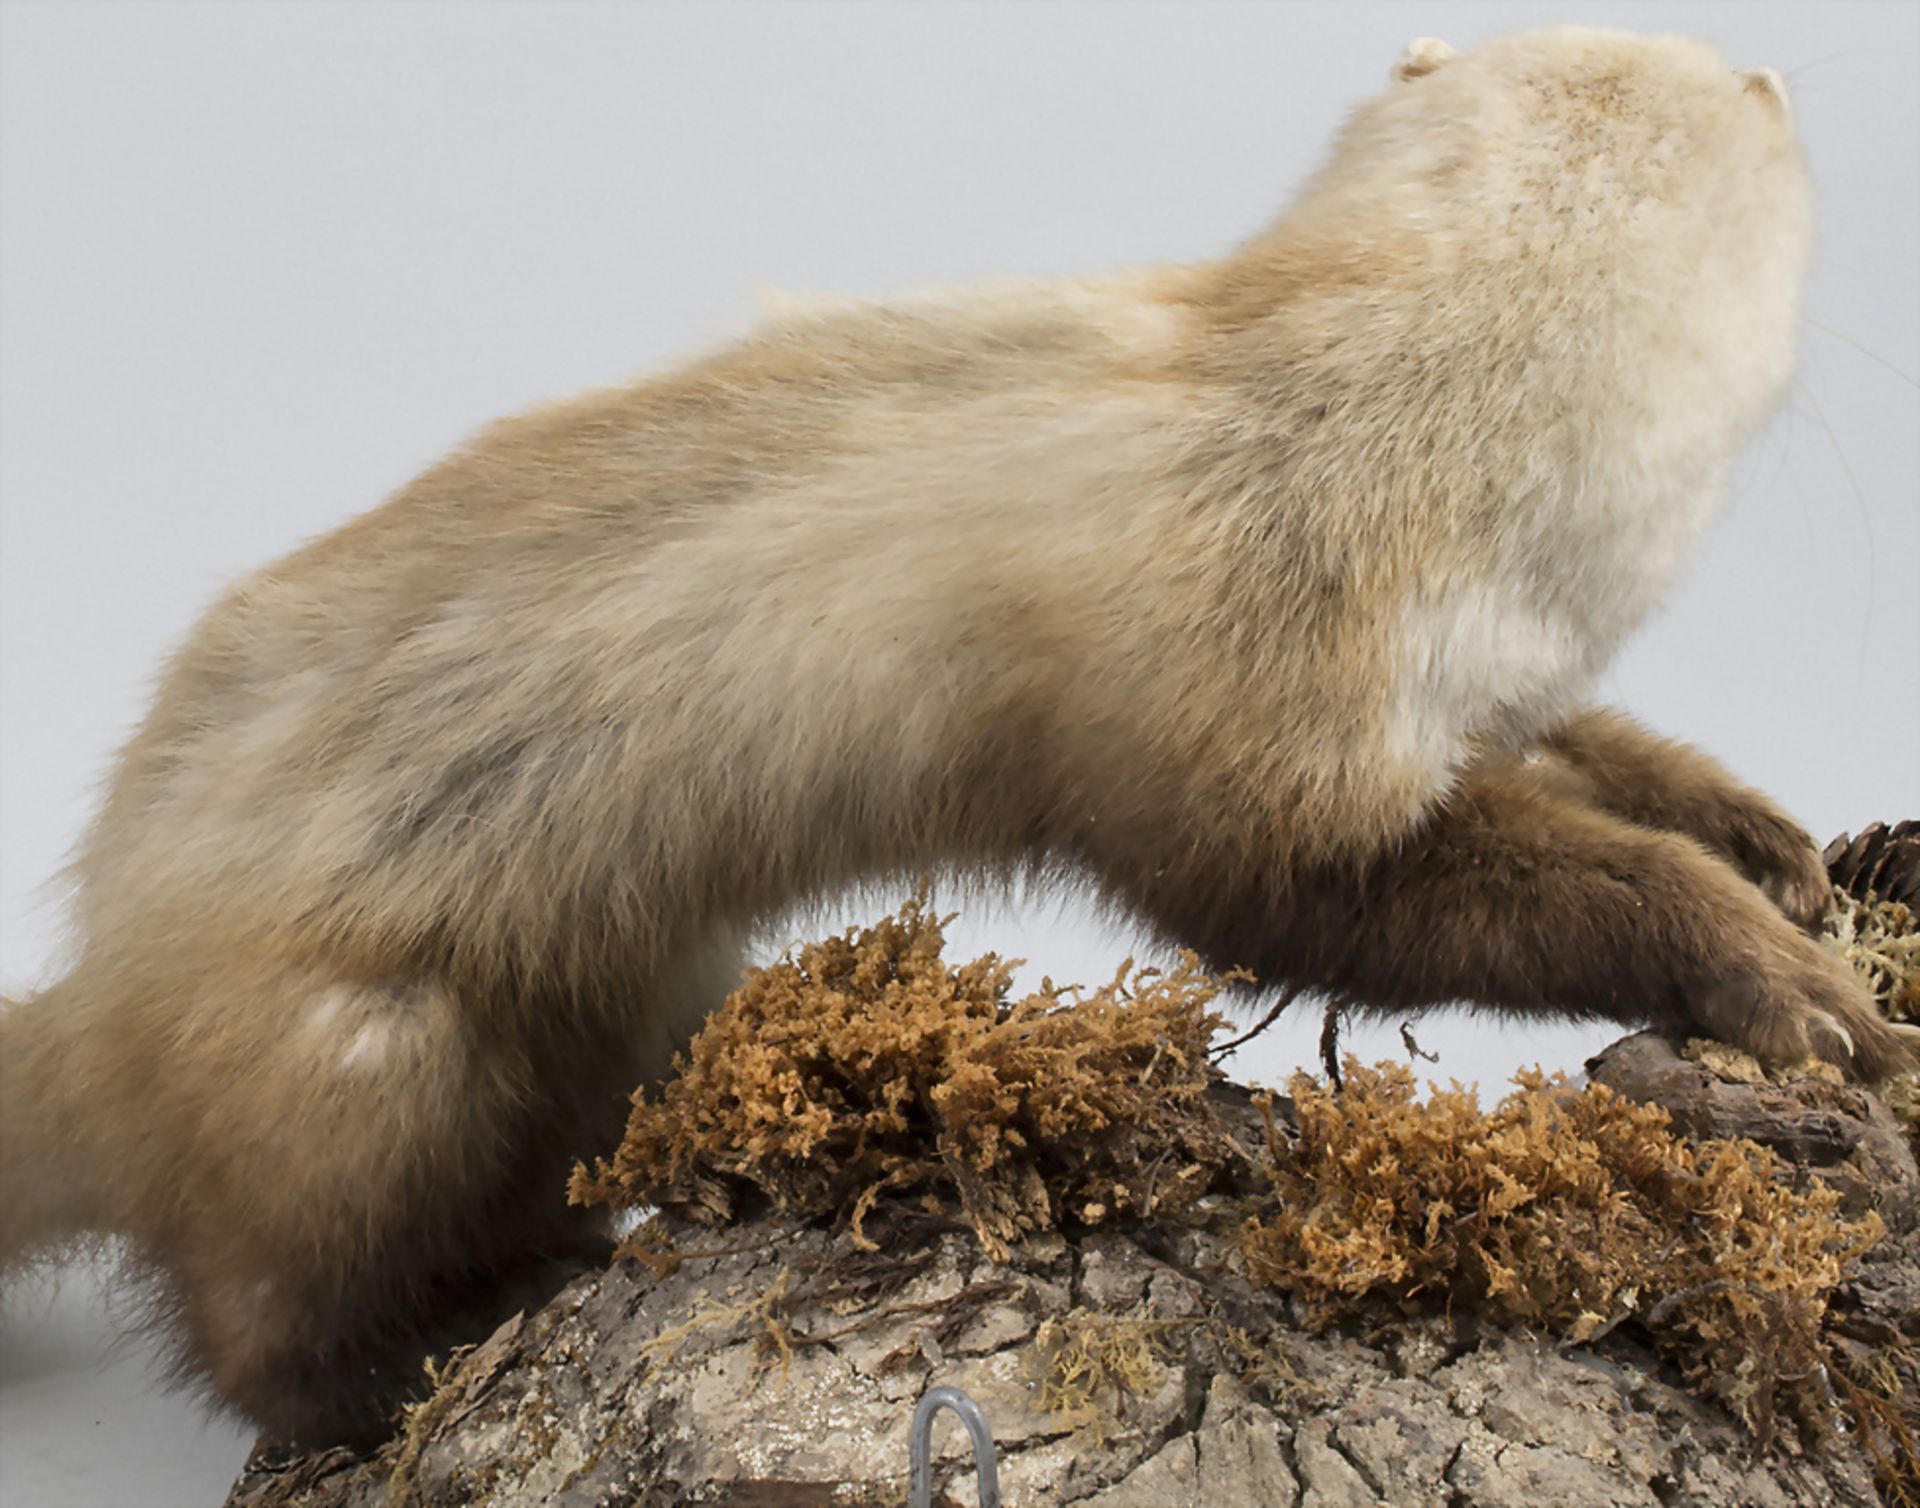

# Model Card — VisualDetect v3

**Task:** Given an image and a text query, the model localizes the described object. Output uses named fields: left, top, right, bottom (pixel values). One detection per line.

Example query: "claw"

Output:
left=1808, top=1008, right=1854, bottom=1059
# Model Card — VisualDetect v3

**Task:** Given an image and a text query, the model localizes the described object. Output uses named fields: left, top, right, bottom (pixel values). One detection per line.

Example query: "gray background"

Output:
left=2, top=1, right=1915, bottom=1503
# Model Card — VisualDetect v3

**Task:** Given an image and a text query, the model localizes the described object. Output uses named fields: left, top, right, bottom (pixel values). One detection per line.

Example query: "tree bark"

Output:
left=223, top=1034, right=1914, bottom=1508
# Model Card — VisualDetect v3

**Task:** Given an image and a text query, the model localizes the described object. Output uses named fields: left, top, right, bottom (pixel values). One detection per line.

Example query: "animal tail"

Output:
left=0, top=977, right=104, bottom=1280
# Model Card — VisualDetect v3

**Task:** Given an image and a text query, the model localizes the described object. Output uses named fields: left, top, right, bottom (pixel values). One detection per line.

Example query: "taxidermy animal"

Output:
left=4, top=25, right=1913, bottom=1446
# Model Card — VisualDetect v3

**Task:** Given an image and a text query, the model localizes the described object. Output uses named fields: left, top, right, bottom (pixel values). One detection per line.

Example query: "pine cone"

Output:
left=1822, top=820, right=1920, bottom=909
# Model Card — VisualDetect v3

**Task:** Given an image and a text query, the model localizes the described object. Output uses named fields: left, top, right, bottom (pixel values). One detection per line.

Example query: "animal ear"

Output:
left=1393, top=38, right=1456, bottom=84
left=1740, top=67, right=1791, bottom=115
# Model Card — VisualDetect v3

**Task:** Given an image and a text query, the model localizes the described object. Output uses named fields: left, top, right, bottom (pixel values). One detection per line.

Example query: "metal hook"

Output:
left=908, top=1385, right=1001, bottom=1508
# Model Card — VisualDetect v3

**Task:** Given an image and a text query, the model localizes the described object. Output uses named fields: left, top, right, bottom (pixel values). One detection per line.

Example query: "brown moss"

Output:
left=574, top=892, right=1897, bottom=1461
left=1240, top=1060, right=1882, bottom=1450
left=569, top=892, right=1240, bottom=1259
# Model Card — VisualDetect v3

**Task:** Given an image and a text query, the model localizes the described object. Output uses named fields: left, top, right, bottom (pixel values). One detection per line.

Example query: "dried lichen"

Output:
left=384, top=1345, right=478, bottom=1508
left=569, top=892, right=1239, bottom=1260
left=1682, top=1034, right=1841, bottom=1086
left=1823, top=882, right=1920, bottom=1143
left=1022, top=1310, right=1189, bottom=1443
left=1825, top=883, right=1920, bottom=1026
left=1832, top=1344, right=1920, bottom=1508
left=636, top=1264, right=799, bottom=1376
left=1239, top=1059, right=1883, bottom=1450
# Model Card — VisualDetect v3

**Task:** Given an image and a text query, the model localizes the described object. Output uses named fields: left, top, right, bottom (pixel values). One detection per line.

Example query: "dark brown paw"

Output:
left=1714, top=801, right=1830, bottom=930
left=1692, top=934, right=1917, bottom=1082
left=1755, top=844, right=1831, bottom=931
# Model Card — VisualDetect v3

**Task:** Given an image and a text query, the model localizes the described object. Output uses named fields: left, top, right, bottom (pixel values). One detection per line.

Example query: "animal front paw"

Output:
left=1706, top=797, right=1830, bottom=931
left=1690, top=932, right=1919, bottom=1082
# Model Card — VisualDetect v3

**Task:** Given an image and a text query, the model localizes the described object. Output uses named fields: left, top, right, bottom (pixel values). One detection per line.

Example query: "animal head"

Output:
left=1278, top=27, right=1813, bottom=448
left=1369, top=27, right=1803, bottom=214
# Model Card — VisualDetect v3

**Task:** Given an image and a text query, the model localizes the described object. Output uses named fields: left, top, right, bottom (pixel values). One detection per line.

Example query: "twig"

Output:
left=1210, top=984, right=1302, bottom=1061
left=1320, top=1000, right=1345, bottom=1092
left=1400, top=1022, right=1438, bottom=1065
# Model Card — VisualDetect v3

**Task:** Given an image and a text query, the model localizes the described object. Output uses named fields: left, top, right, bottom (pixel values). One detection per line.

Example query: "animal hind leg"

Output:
left=123, top=963, right=591, bottom=1445
left=121, top=923, right=750, bottom=1444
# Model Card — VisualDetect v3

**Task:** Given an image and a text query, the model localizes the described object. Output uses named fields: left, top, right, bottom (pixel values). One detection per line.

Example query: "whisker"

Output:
left=1790, top=386, right=1878, bottom=679
left=1805, top=318, right=1920, bottom=390
left=1784, top=46, right=1915, bottom=80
